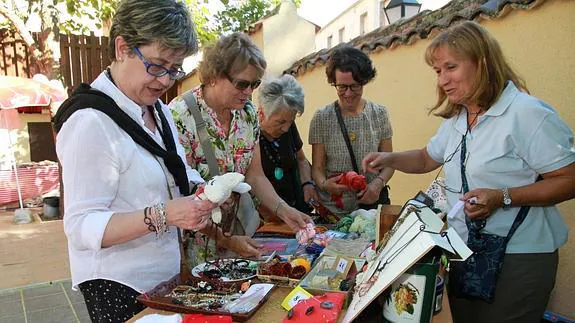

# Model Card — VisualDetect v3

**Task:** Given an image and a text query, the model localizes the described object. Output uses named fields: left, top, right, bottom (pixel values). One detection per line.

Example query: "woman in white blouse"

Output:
left=54, top=0, right=259, bottom=321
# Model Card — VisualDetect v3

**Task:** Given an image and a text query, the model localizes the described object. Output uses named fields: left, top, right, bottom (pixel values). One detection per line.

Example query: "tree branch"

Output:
left=0, top=4, right=44, bottom=61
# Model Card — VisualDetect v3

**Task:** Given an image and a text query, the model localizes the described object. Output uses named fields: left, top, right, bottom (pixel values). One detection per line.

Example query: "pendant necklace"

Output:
left=262, top=138, right=283, bottom=180
left=272, top=140, right=283, bottom=180
left=354, top=205, right=423, bottom=300
left=349, top=131, right=357, bottom=142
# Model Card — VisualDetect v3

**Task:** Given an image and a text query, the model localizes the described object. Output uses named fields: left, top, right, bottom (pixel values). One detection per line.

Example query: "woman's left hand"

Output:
left=357, top=181, right=381, bottom=205
left=303, top=185, right=319, bottom=205
left=461, top=188, right=504, bottom=220
left=220, top=236, right=264, bottom=258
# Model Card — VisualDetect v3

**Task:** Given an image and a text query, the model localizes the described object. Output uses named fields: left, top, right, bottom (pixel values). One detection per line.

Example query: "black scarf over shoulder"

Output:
left=53, top=83, right=190, bottom=196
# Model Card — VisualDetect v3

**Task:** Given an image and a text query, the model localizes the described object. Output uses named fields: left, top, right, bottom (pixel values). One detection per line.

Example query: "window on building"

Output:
left=338, top=27, right=345, bottom=43
left=360, top=12, right=368, bottom=35
left=327, top=35, right=333, bottom=48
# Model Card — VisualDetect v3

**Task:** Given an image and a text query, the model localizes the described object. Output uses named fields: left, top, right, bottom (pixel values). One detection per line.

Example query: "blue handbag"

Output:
left=450, top=205, right=531, bottom=303
left=450, top=133, right=536, bottom=303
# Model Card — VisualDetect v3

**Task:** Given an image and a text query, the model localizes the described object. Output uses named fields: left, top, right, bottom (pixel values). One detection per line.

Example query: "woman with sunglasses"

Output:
left=310, top=46, right=394, bottom=217
left=52, top=0, right=259, bottom=321
left=169, top=33, right=312, bottom=241
left=363, top=21, right=575, bottom=322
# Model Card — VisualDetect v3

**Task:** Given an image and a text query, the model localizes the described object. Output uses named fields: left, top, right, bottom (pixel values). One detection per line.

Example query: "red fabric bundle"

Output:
left=338, top=171, right=367, bottom=191
left=331, top=171, right=366, bottom=209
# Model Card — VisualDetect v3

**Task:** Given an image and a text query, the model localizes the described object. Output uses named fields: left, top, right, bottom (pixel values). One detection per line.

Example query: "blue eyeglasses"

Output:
left=133, top=47, right=186, bottom=80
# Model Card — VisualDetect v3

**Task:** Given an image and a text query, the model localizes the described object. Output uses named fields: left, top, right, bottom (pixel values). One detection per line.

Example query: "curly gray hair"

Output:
left=108, top=0, right=198, bottom=61
left=258, top=74, right=305, bottom=116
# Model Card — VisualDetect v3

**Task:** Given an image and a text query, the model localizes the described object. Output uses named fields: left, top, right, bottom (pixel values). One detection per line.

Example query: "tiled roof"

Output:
left=283, top=0, right=545, bottom=76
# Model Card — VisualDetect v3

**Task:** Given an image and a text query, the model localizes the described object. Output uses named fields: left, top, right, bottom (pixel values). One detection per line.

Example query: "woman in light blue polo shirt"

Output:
left=363, top=21, right=575, bottom=323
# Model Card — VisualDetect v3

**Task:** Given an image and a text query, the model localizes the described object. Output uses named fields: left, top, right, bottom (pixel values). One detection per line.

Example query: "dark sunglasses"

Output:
left=225, top=73, right=261, bottom=91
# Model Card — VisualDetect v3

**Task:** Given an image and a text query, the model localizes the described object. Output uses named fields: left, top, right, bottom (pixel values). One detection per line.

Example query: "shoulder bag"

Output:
left=182, top=91, right=259, bottom=236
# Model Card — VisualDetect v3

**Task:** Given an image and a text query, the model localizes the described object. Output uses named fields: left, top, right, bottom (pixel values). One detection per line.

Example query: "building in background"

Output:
left=315, top=0, right=422, bottom=50
left=180, top=0, right=319, bottom=91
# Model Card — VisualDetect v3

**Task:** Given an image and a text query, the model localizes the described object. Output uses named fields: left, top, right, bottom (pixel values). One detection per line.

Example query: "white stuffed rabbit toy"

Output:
left=194, top=172, right=251, bottom=224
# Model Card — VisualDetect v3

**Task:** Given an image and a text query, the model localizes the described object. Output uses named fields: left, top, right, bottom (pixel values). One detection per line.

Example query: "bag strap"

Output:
left=460, top=131, right=542, bottom=240
left=182, top=91, right=220, bottom=177
left=334, top=101, right=359, bottom=173
left=505, top=175, right=543, bottom=242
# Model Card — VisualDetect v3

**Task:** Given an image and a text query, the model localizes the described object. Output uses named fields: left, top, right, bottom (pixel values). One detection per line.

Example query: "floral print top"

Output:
left=169, top=87, right=260, bottom=180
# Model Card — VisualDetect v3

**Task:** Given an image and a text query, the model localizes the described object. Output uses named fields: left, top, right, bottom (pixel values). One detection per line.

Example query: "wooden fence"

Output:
left=0, top=29, right=37, bottom=78
left=2, top=29, right=179, bottom=103
left=59, top=32, right=111, bottom=95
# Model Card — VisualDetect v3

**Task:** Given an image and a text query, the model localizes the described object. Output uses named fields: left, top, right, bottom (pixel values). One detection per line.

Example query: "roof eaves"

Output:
left=283, top=0, right=545, bottom=76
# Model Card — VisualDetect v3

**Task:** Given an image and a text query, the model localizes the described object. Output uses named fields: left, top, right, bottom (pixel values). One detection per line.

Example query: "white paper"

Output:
left=443, top=227, right=473, bottom=261
left=447, top=200, right=465, bottom=221
left=136, top=314, right=182, bottom=323
left=225, top=283, right=274, bottom=314
left=241, top=283, right=274, bottom=298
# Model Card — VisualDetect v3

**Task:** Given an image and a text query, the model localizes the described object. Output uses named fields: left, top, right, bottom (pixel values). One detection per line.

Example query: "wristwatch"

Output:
left=501, top=188, right=512, bottom=209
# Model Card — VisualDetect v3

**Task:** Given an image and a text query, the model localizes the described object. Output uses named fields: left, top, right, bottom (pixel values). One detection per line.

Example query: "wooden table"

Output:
left=129, top=205, right=453, bottom=322
left=129, top=286, right=452, bottom=322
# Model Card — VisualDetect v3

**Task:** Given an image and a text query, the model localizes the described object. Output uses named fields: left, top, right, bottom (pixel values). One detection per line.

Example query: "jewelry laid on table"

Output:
left=168, top=285, right=242, bottom=310
left=196, top=258, right=257, bottom=281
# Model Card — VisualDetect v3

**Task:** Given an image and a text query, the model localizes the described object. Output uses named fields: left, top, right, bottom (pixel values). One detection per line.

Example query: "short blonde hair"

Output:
left=199, top=33, right=267, bottom=85
left=425, top=21, right=527, bottom=118
left=109, top=0, right=198, bottom=61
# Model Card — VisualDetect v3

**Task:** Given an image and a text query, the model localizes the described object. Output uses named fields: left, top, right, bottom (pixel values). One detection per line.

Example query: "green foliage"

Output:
left=186, top=0, right=218, bottom=45
left=214, top=0, right=300, bottom=34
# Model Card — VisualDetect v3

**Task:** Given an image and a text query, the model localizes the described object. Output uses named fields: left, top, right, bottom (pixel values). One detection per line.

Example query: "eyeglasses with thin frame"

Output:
left=225, top=73, right=261, bottom=91
left=133, top=47, right=186, bottom=80
left=333, top=83, right=363, bottom=93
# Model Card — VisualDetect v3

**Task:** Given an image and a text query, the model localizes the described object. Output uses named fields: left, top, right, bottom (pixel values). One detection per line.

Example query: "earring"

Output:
left=118, top=57, right=124, bottom=62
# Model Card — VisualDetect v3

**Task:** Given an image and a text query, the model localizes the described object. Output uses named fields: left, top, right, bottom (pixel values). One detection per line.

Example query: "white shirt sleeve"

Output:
left=57, top=110, right=121, bottom=252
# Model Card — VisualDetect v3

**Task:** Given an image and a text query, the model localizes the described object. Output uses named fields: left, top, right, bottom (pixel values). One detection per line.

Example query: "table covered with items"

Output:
left=129, top=196, right=472, bottom=323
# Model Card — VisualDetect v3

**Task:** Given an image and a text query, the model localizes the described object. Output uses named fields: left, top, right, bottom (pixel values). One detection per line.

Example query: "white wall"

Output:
left=263, top=0, right=318, bottom=77
left=315, top=0, right=384, bottom=50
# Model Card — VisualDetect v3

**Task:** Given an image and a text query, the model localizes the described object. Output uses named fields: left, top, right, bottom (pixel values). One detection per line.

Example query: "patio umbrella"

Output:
left=0, top=75, right=67, bottom=109
left=0, top=75, right=67, bottom=212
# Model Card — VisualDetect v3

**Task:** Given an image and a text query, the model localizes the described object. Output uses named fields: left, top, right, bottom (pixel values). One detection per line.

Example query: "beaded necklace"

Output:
left=261, top=137, right=284, bottom=180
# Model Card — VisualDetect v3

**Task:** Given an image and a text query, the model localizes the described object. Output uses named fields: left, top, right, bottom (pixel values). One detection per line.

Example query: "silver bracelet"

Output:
left=152, top=202, right=168, bottom=238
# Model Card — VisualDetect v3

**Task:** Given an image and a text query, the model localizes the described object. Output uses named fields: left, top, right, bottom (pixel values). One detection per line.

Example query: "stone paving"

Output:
left=0, top=211, right=88, bottom=322
left=0, top=280, right=90, bottom=323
